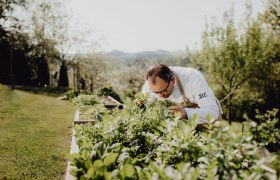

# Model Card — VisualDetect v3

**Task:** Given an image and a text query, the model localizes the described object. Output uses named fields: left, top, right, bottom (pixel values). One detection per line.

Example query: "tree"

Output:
left=36, top=56, right=50, bottom=86
left=261, top=0, right=280, bottom=33
left=0, top=27, right=43, bottom=86
left=27, top=0, right=65, bottom=86
left=0, top=0, right=54, bottom=87
left=117, top=65, right=146, bottom=99
left=27, top=0, right=98, bottom=88
left=57, top=60, right=68, bottom=87
left=0, top=0, right=26, bottom=34
left=254, top=0, right=280, bottom=110
left=191, top=5, right=276, bottom=123
left=79, top=53, right=107, bottom=92
left=0, top=0, right=28, bottom=85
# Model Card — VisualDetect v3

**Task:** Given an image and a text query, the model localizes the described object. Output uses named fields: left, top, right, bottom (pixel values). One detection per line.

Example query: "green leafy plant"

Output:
left=72, top=94, right=108, bottom=121
left=72, top=94, right=100, bottom=108
left=69, top=93, right=279, bottom=179
left=245, top=108, right=280, bottom=152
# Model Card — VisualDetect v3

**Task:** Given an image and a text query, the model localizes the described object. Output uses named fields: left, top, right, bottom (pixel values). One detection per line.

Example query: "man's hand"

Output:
left=168, top=106, right=187, bottom=119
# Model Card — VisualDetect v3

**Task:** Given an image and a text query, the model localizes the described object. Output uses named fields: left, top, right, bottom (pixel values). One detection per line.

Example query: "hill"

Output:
left=103, top=49, right=188, bottom=69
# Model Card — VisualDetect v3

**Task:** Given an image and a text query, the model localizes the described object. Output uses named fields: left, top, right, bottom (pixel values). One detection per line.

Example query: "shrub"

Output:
left=97, top=86, right=123, bottom=103
left=245, top=108, right=280, bottom=152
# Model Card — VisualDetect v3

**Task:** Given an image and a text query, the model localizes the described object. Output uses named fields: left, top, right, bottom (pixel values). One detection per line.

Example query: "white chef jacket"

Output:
left=141, top=67, right=221, bottom=124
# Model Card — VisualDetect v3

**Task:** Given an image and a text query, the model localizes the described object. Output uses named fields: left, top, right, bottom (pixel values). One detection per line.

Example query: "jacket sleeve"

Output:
left=184, top=74, right=219, bottom=124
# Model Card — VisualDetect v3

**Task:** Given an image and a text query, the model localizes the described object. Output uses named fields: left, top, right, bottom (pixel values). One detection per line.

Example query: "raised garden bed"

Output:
left=73, top=95, right=123, bottom=125
left=73, top=110, right=95, bottom=125
left=66, top=95, right=124, bottom=179
left=98, top=95, right=123, bottom=109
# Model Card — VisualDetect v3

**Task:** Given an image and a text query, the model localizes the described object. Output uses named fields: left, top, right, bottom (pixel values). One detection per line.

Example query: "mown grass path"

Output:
left=0, top=85, right=75, bottom=179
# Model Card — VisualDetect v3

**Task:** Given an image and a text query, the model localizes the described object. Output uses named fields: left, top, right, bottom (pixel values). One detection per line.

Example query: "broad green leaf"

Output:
left=176, top=162, right=185, bottom=171
left=86, top=167, right=95, bottom=178
left=93, top=159, right=103, bottom=168
left=120, top=164, right=136, bottom=177
left=85, top=159, right=92, bottom=169
left=103, top=153, right=118, bottom=166
left=104, top=171, right=112, bottom=180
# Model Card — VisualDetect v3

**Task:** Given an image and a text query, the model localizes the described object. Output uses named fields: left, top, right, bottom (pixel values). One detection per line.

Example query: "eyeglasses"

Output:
left=151, top=79, right=171, bottom=95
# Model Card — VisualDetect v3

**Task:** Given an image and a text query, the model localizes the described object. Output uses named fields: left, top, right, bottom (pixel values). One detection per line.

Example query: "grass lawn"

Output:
left=0, top=85, right=75, bottom=179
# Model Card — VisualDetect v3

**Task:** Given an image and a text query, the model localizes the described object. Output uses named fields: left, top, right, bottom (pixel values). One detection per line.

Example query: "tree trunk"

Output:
left=90, top=77, right=93, bottom=93
left=227, top=94, right=233, bottom=124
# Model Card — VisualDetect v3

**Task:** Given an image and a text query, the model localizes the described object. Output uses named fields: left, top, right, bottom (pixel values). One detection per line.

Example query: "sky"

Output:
left=66, top=0, right=266, bottom=53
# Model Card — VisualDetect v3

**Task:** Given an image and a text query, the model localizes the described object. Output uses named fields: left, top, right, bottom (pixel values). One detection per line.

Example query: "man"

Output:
left=141, top=64, right=222, bottom=125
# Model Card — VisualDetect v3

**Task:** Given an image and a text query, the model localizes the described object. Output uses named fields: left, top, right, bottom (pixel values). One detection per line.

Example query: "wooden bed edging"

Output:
left=65, top=110, right=79, bottom=180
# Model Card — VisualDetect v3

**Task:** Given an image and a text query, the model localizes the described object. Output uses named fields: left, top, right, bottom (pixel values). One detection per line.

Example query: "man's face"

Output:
left=148, top=76, right=175, bottom=98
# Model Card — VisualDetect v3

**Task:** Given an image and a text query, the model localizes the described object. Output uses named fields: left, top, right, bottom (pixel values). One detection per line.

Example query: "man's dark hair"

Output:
left=146, top=64, right=174, bottom=84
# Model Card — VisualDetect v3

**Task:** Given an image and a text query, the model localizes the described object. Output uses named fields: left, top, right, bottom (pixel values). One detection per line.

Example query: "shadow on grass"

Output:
left=16, top=86, right=71, bottom=97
